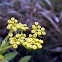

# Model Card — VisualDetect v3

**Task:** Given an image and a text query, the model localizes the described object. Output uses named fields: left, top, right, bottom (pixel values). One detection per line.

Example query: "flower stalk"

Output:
left=1, top=29, right=13, bottom=49
left=0, top=45, right=13, bottom=52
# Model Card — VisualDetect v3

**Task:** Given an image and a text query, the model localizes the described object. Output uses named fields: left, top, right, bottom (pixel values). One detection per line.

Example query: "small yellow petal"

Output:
left=13, top=44, right=18, bottom=49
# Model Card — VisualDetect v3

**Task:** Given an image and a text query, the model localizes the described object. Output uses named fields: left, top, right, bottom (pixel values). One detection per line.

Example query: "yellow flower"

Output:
left=10, top=40, right=14, bottom=44
left=31, top=41, right=35, bottom=44
left=37, top=44, right=42, bottom=49
left=35, top=22, right=39, bottom=26
left=19, top=23, right=22, bottom=25
left=21, top=37, right=25, bottom=40
left=29, top=34, right=32, bottom=38
left=11, top=21, right=14, bottom=24
left=42, top=31, right=46, bottom=35
left=15, top=34, right=20, bottom=38
left=32, top=45, right=37, bottom=50
left=37, top=32, right=41, bottom=35
left=23, top=24, right=27, bottom=27
left=31, top=30, right=36, bottom=33
left=12, top=27, right=17, bottom=32
left=41, top=27, right=45, bottom=31
left=39, top=40, right=44, bottom=44
left=23, top=42, right=27, bottom=46
left=16, top=41, right=20, bottom=45
left=34, top=39, right=39, bottom=42
left=9, top=37, right=13, bottom=40
left=37, top=25, right=41, bottom=29
left=9, top=33, right=13, bottom=37
left=27, top=43, right=32, bottom=49
left=18, top=38, right=21, bottom=41
left=21, top=33, right=24, bottom=37
left=7, top=17, right=46, bottom=50
left=11, top=17, right=15, bottom=21
left=20, top=40, right=24, bottom=44
left=7, top=20, right=12, bottom=24
left=21, top=27, right=25, bottom=31
left=32, top=25, right=37, bottom=29
left=38, top=30, right=41, bottom=32
left=14, top=19, right=18, bottom=23
left=33, top=33, right=37, bottom=38
left=13, top=44, right=18, bottom=49
left=26, top=38, right=32, bottom=42
left=24, top=34, right=26, bottom=37
left=7, top=24, right=12, bottom=29
left=25, top=27, right=28, bottom=30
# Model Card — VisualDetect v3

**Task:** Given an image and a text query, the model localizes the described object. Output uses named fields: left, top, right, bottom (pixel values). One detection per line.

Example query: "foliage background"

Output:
left=0, top=0, right=62, bottom=62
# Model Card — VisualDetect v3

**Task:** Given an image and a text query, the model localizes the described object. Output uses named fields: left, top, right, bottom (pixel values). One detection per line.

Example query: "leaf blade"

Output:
left=3, top=52, right=17, bottom=61
left=19, top=56, right=31, bottom=62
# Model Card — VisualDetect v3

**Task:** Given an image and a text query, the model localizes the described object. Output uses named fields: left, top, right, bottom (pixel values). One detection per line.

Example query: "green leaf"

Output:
left=3, top=52, right=17, bottom=61
left=19, top=56, right=31, bottom=62
left=0, top=55, right=3, bottom=59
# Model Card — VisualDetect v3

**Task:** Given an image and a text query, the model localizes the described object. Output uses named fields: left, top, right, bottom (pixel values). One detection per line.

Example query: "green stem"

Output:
left=15, top=31, right=17, bottom=34
left=4, top=35, right=9, bottom=43
left=38, top=35, right=42, bottom=38
left=1, top=36, right=9, bottom=49
left=1, top=29, right=13, bottom=49
left=21, top=31, right=23, bottom=33
left=0, top=45, right=13, bottom=52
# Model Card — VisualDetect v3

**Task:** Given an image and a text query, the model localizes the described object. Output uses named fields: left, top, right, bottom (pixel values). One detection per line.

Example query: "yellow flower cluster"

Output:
left=7, top=17, right=18, bottom=32
left=21, top=22, right=46, bottom=50
left=31, top=22, right=46, bottom=35
left=7, top=17, right=28, bottom=32
left=9, top=33, right=26, bottom=49
left=22, top=34, right=44, bottom=50
left=7, top=17, right=46, bottom=50
left=16, top=23, right=28, bottom=31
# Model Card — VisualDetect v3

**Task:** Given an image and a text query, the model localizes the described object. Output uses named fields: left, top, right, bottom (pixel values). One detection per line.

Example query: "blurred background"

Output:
left=0, top=0, right=62, bottom=62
